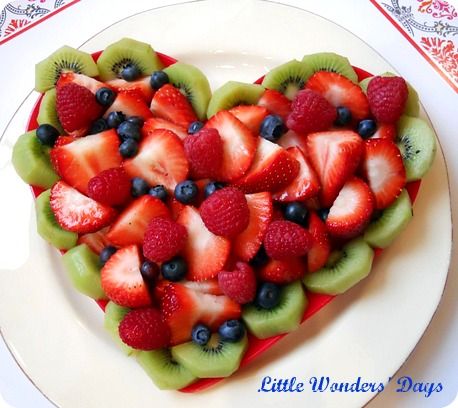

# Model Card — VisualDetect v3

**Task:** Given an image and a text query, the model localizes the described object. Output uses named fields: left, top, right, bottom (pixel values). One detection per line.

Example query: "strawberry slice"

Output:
left=228, top=105, right=269, bottom=134
left=50, top=129, right=122, bottom=194
left=101, top=245, right=152, bottom=308
left=306, top=130, right=364, bottom=208
left=306, top=72, right=369, bottom=121
left=106, top=76, right=154, bottom=103
left=155, top=279, right=223, bottom=300
left=233, top=192, right=273, bottom=261
left=257, top=89, right=291, bottom=120
left=370, top=123, right=396, bottom=141
left=177, top=206, right=230, bottom=281
left=307, top=212, right=331, bottom=273
left=57, top=72, right=106, bottom=94
left=273, top=146, right=320, bottom=202
left=106, top=195, right=170, bottom=247
left=123, top=129, right=189, bottom=192
left=103, top=91, right=153, bottom=121
left=204, top=111, right=258, bottom=182
left=278, top=129, right=308, bottom=151
left=50, top=181, right=116, bottom=234
left=150, top=84, right=197, bottom=129
left=142, top=117, right=188, bottom=141
left=326, top=177, right=374, bottom=239
left=258, top=257, right=306, bottom=284
left=361, top=139, right=406, bottom=209
left=234, top=138, right=300, bottom=194
left=77, top=227, right=111, bottom=254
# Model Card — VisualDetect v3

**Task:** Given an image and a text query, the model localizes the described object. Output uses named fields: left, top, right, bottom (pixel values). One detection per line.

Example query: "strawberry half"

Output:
left=307, top=212, right=331, bottom=273
left=257, top=89, right=291, bottom=120
left=77, top=226, right=111, bottom=254
left=154, top=279, right=224, bottom=301
left=257, top=257, right=306, bottom=284
left=57, top=72, right=106, bottom=94
left=229, top=105, right=269, bottom=134
left=370, top=123, right=396, bottom=141
left=278, top=129, right=308, bottom=152
left=142, top=117, right=188, bottom=141
left=103, top=91, right=153, bottom=121
left=106, top=76, right=154, bottom=103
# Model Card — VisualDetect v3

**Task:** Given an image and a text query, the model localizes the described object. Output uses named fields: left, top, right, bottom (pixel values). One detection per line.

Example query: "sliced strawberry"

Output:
left=106, top=76, right=154, bottom=103
left=234, top=138, right=300, bottom=194
left=361, top=139, right=406, bottom=209
left=101, top=245, right=152, bottom=308
left=273, top=146, right=320, bottom=202
left=57, top=72, right=106, bottom=94
left=154, top=278, right=223, bottom=301
left=205, top=111, right=258, bottom=182
left=177, top=206, right=230, bottom=281
left=50, top=181, right=116, bottom=234
left=123, top=129, right=189, bottom=192
left=232, top=192, right=273, bottom=261
left=167, top=196, right=186, bottom=221
left=77, top=227, right=111, bottom=254
left=54, top=136, right=75, bottom=147
left=306, top=72, right=369, bottom=121
left=103, top=91, right=153, bottom=121
left=326, top=177, right=374, bottom=239
left=142, top=117, right=188, bottom=141
left=307, top=212, right=331, bottom=273
left=258, top=257, right=306, bottom=284
left=106, top=195, right=170, bottom=247
left=50, top=129, right=122, bottom=194
left=228, top=105, right=269, bottom=134
left=278, top=129, right=308, bottom=151
left=306, top=130, right=364, bottom=207
left=257, top=89, right=291, bottom=120
left=370, top=123, right=396, bottom=141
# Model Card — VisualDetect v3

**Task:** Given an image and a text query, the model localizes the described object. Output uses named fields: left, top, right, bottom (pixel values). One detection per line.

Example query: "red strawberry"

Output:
left=87, top=167, right=131, bottom=206
left=232, top=192, right=273, bottom=261
left=278, top=129, right=308, bottom=151
left=306, top=130, right=364, bottom=207
left=106, top=76, right=154, bottom=103
left=57, top=72, right=106, bottom=94
left=200, top=187, right=250, bottom=238
left=361, top=139, right=406, bottom=209
left=218, top=262, right=256, bottom=304
left=50, top=181, right=116, bottom=233
left=106, top=196, right=170, bottom=247
left=307, top=212, right=331, bottom=273
left=234, top=138, right=300, bottom=194
left=228, top=105, right=269, bottom=134
left=77, top=227, right=111, bottom=254
left=257, top=89, right=291, bottom=120
left=168, top=196, right=186, bottom=220
left=142, top=117, right=188, bottom=141
left=103, top=91, right=153, bottom=121
left=286, top=89, right=337, bottom=134
left=50, top=129, right=122, bottom=194
left=306, top=72, right=370, bottom=121
left=273, top=146, right=320, bottom=202
left=53, top=136, right=75, bottom=147
left=258, top=257, right=306, bottom=284
left=183, top=128, right=223, bottom=179
left=371, top=123, right=396, bottom=141
left=123, top=129, right=189, bottom=192
left=326, top=177, right=374, bottom=239
left=150, top=84, right=197, bottom=128
left=154, top=279, right=224, bottom=301
left=177, top=206, right=230, bottom=281
left=101, top=245, right=152, bottom=308
left=119, top=308, right=170, bottom=350
left=367, top=76, right=408, bottom=123
left=204, top=111, right=258, bottom=182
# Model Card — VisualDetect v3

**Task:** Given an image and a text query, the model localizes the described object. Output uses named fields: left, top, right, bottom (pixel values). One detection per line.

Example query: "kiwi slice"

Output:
left=261, top=60, right=313, bottom=100
left=364, top=189, right=413, bottom=249
left=396, top=115, right=436, bottom=181
left=37, top=88, right=64, bottom=134
left=96, top=38, right=162, bottom=81
left=206, top=81, right=264, bottom=118
left=35, top=46, right=99, bottom=93
left=242, top=281, right=306, bottom=339
left=303, top=238, right=374, bottom=295
left=35, top=189, right=78, bottom=250
left=62, top=244, right=106, bottom=299
left=136, top=348, right=197, bottom=390
left=12, top=130, right=59, bottom=188
left=171, top=334, right=248, bottom=378
left=302, top=52, right=358, bottom=83
left=104, top=301, right=135, bottom=356
left=163, top=62, right=212, bottom=121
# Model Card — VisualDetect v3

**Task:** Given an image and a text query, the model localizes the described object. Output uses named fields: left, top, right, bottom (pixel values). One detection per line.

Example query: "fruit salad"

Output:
left=11, top=37, right=436, bottom=392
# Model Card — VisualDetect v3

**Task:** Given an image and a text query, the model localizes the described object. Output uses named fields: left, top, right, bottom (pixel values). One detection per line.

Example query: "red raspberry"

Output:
left=183, top=128, right=223, bottom=179
left=263, top=220, right=313, bottom=259
left=143, top=217, right=188, bottom=263
left=87, top=167, right=131, bottom=206
left=200, top=187, right=250, bottom=238
left=286, top=89, right=337, bottom=134
left=118, top=308, right=170, bottom=350
left=367, top=76, right=408, bottom=123
left=218, top=262, right=256, bottom=304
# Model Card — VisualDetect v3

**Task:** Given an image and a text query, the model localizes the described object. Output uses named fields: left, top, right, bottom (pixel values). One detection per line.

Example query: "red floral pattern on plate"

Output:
left=417, top=0, right=457, bottom=20
left=421, top=36, right=458, bottom=80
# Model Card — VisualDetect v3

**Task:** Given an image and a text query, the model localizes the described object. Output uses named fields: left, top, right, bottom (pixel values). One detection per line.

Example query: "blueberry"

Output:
left=255, top=282, right=281, bottom=309
left=140, top=261, right=159, bottom=289
left=283, top=202, right=308, bottom=226
left=95, top=87, right=116, bottom=107
left=131, top=177, right=150, bottom=197
left=88, top=118, right=109, bottom=135
left=317, top=208, right=330, bottom=222
left=117, top=121, right=141, bottom=141
left=121, top=64, right=141, bottom=81
left=149, top=185, right=168, bottom=202
left=36, top=124, right=59, bottom=147
left=119, top=138, right=138, bottom=158
left=357, top=119, right=377, bottom=139
left=260, top=114, right=286, bottom=142
left=250, top=246, right=269, bottom=267
left=150, top=71, right=169, bottom=90
left=191, top=324, right=211, bottom=346
left=204, top=181, right=225, bottom=198
left=187, top=121, right=204, bottom=135
left=99, top=246, right=117, bottom=266
left=174, top=180, right=198, bottom=204
left=126, top=116, right=144, bottom=128
left=161, top=256, right=187, bottom=281
left=218, top=320, right=245, bottom=342
left=107, top=111, right=126, bottom=129
left=334, top=106, right=352, bottom=126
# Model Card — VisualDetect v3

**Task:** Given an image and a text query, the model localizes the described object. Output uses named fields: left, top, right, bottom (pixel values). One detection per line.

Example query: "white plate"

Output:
left=0, top=1, right=452, bottom=407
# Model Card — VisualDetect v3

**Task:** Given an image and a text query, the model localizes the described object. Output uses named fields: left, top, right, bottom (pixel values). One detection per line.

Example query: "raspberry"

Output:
left=118, top=308, right=170, bottom=350
left=200, top=187, right=250, bottom=238
left=143, top=217, right=188, bottom=263
left=263, top=220, right=313, bottom=259
left=286, top=89, right=337, bottom=134
left=367, top=76, right=408, bottom=123
left=87, top=167, right=131, bottom=206
left=183, top=128, right=223, bottom=179
left=218, top=262, right=256, bottom=304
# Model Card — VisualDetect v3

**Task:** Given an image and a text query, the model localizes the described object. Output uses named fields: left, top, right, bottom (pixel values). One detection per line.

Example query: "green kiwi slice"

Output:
left=35, top=46, right=99, bottom=93
left=104, top=301, right=135, bottom=356
left=37, top=88, right=64, bottom=134
left=163, top=62, right=212, bottom=121
left=303, top=238, right=374, bottom=295
left=242, top=281, right=307, bottom=339
left=96, top=38, right=162, bottom=81
left=171, top=334, right=248, bottom=378
left=302, top=52, right=358, bottom=83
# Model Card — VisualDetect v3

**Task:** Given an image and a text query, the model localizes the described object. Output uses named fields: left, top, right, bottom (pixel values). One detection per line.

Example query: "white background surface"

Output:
left=0, top=0, right=456, bottom=407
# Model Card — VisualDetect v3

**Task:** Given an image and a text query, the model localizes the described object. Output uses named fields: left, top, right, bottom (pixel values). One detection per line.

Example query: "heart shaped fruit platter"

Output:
left=11, top=37, right=436, bottom=392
